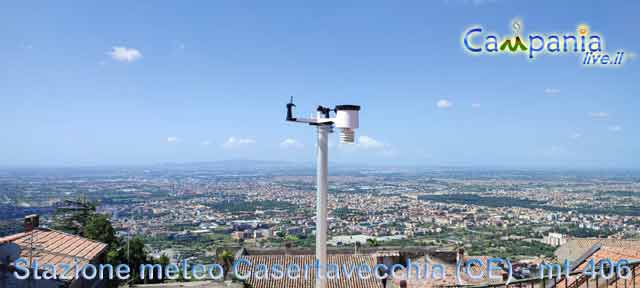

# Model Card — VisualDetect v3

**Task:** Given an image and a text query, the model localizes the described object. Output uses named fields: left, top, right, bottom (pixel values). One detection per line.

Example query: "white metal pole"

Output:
left=316, top=124, right=329, bottom=288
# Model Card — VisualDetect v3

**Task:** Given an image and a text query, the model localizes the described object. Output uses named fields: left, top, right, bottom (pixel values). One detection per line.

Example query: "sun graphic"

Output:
left=578, top=24, right=589, bottom=36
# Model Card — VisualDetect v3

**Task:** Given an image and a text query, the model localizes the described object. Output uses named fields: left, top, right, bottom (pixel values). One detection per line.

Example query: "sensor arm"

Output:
left=286, top=98, right=335, bottom=125
left=289, top=117, right=333, bottom=125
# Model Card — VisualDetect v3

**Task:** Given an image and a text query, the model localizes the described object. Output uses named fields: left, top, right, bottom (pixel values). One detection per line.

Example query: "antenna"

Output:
left=285, top=98, right=361, bottom=288
left=286, top=96, right=296, bottom=121
left=285, top=98, right=360, bottom=144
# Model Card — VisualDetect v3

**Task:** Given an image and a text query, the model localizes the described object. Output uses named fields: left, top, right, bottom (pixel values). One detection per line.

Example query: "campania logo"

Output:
left=462, top=18, right=626, bottom=67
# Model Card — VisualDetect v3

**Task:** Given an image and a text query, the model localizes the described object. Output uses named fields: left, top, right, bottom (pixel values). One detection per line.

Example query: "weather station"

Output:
left=285, top=97, right=360, bottom=288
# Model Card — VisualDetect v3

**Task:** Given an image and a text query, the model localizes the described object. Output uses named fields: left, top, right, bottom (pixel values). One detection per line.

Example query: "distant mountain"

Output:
left=156, top=159, right=312, bottom=170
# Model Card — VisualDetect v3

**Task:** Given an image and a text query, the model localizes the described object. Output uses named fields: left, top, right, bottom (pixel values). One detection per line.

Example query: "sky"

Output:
left=1, top=0, right=638, bottom=168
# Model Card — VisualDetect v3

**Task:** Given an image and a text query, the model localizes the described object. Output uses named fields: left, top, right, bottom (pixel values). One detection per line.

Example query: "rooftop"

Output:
left=236, top=254, right=383, bottom=288
left=0, top=228, right=108, bottom=278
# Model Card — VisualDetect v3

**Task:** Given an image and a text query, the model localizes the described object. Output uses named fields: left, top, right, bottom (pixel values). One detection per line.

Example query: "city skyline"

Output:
left=1, top=0, right=639, bottom=168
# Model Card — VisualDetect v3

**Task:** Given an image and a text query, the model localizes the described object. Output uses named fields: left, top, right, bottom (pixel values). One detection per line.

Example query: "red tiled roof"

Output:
left=555, top=239, right=640, bottom=263
left=392, top=255, right=506, bottom=288
left=236, top=254, right=383, bottom=288
left=0, top=228, right=108, bottom=278
left=555, top=244, right=640, bottom=288
left=574, top=246, right=640, bottom=270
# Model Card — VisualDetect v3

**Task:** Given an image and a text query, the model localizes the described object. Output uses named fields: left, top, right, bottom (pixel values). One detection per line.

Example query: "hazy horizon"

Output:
left=1, top=159, right=639, bottom=171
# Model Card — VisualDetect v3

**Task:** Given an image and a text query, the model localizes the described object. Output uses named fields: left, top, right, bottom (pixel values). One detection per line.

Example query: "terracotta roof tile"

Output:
left=392, top=255, right=506, bottom=288
left=1, top=228, right=108, bottom=278
left=556, top=239, right=640, bottom=263
left=555, top=242, right=640, bottom=288
left=236, top=254, right=383, bottom=288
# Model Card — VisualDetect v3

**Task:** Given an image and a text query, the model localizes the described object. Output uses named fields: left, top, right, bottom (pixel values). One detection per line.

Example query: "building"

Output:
left=550, top=240, right=640, bottom=288
left=231, top=231, right=251, bottom=241
left=555, top=238, right=640, bottom=263
left=233, top=246, right=462, bottom=288
left=285, top=226, right=303, bottom=236
left=0, top=215, right=108, bottom=288
left=132, top=281, right=243, bottom=288
left=543, top=232, right=568, bottom=247
left=235, top=254, right=383, bottom=288
left=391, top=248, right=509, bottom=288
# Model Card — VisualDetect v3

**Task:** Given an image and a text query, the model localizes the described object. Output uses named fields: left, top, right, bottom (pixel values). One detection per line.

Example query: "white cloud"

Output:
left=544, top=88, right=561, bottom=95
left=471, top=103, right=481, bottom=108
left=338, top=135, right=396, bottom=157
left=222, top=137, right=256, bottom=149
left=608, top=125, right=622, bottom=132
left=436, top=99, right=453, bottom=109
left=338, top=135, right=386, bottom=150
left=589, top=112, right=609, bottom=119
left=357, top=136, right=386, bottom=150
left=570, top=132, right=582, bottom=139
left=200, top=140, right=211, bottom=146
left=280, top=138, right=304, bottom=150
left=108, top=46, right=142, bottom=62
left=167, top=136, right=180, bottom=143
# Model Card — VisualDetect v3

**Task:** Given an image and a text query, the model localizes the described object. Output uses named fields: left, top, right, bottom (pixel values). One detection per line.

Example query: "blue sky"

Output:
left=1, top=0, right=638, bottom=168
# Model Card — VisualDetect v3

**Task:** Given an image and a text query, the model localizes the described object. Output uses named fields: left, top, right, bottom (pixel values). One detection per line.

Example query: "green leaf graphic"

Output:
left=500, top=36, right=528, bottom=52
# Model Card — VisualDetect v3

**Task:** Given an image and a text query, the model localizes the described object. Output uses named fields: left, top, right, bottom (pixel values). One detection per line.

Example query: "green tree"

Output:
left=52, top=199, right=97, bottom=234
left=284, top=235, right=299, bottom=242
left=158, top=253, right=170, bottom=267
left=124, top=237, right=149, bottom=282
left=83, top=214, right=117, bottom=246
left=53, top=201, right=162, bottom=285
left=217, top=249, right=235, bottom=279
